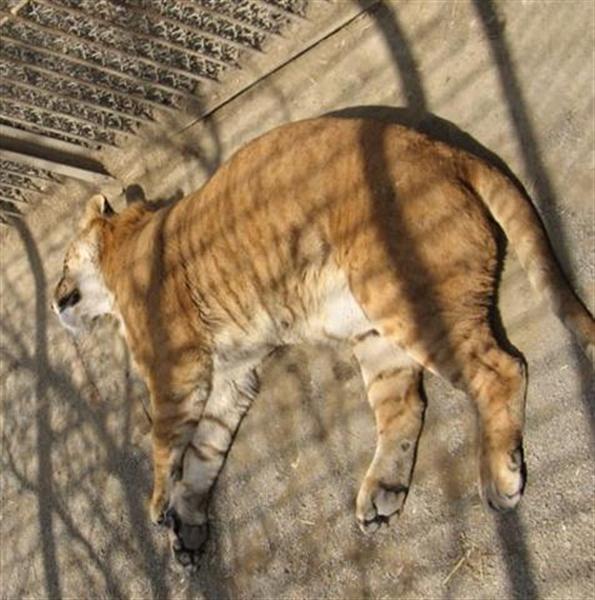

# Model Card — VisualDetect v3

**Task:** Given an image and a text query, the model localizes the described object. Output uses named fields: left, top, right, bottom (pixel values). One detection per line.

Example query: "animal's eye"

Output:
left=57, top=288, right=81, bottom=311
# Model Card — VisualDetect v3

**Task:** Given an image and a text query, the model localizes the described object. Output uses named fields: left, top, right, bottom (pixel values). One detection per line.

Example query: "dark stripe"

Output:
left=201, top=413, right=234, bottom=435
left=354, top=329, right=380, bottom=343
left=201, top=440, right=227, bottom=457
left=379, top=483, right=409, bottom=495
left=210, top=249, right=250, bottom=331
left=367, top=366, right=407, bottom=391
left=153, top=416, right=198, bottom=441
left=186, top=440, right=225, bottom=462
left=186, top=442, right=211, bottom=462
left=380, top=407, right=406, bottom=429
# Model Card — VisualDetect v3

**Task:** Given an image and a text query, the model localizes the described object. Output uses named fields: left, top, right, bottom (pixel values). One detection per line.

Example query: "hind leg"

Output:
left=344, top=238, right=526, bottom=510
left=378, top=317, right=527, bottom=512
left=352, top=331, right=425, bottom=533
left=451, top=328, right=527, bottom=511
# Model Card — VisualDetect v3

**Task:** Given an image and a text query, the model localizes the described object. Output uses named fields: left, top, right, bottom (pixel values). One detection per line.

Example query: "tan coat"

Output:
left=54, top=117, right=595, bottom=569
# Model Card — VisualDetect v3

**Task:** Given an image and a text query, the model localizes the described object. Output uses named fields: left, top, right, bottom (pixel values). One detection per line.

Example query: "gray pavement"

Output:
left=1, top=1, right=593, bottom=598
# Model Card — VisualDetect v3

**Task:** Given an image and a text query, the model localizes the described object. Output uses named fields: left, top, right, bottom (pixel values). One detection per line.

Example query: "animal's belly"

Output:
left=304, top=284, right=373, bottom=343
left=214, top=269, right=374, bottom=356
left=282, top=269, right=375, bottom=345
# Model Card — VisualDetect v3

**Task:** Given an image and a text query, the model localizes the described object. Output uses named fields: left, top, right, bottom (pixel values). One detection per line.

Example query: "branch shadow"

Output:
left=2, top=1, right=591, bottom=597
left=345, top=2, right=569, bottom=598
left=11, top=217, right=62, bottom=599
left=3, top=225, right=170, bottom=597
left=472, top=0, right=594, bottom=446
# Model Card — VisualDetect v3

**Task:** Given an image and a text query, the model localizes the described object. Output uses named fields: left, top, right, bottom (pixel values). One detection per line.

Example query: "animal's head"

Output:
left=53, top=194, right=116, bottom=334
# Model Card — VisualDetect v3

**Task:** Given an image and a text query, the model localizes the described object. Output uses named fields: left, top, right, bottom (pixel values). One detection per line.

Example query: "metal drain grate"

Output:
left=0, top=0, right=308, bottom=223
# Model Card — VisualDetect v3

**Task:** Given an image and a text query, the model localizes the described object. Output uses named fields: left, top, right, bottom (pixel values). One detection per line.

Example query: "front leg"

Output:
left=166, top=366, right=259, bottom=570
left=149, top=384, right=210, bottom=526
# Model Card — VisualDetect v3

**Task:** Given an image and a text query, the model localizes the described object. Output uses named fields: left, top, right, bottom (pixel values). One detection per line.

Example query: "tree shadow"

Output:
left=11, top=217, right=62, bottom=599
left=344, top=2, right=575, bottom=597
left=2, top=217, right=170, bottom=599
left=472, top=0, right=594, bottom=446
left=2, top=1, right=591, bottom=597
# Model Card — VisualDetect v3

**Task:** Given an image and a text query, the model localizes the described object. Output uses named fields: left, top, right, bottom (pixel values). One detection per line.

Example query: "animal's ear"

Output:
left=81, top=194, right=116, bottom=227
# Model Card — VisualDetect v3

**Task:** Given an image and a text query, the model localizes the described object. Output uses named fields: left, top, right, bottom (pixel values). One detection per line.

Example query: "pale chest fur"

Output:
left=212, top=266, right=374, bottom=369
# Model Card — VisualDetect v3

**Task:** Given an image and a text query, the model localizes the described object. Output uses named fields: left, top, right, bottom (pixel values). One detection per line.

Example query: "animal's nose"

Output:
left=56, top=288, right=81, bottom=312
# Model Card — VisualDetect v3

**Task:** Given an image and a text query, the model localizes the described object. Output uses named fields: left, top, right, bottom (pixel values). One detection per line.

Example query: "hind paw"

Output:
left=356, top=479, right=409, bottom=534
left=480, top=446, right=526, bottom=512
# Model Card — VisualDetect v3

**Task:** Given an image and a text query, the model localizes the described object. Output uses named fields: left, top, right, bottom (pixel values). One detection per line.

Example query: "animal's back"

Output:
left=157, top=119, right=496, bottom=359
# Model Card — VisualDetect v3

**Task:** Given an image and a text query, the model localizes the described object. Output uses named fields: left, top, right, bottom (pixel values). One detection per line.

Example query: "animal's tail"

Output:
left=465, top=157, right=595, bottom=362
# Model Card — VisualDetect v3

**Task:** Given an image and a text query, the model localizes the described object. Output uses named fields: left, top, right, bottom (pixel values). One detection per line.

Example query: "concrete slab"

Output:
left=1, top=1, right=593, bottom=598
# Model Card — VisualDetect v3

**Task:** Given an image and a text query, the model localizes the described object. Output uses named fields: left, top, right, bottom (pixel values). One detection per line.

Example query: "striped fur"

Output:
left=53, top=117, right=594, bottom=569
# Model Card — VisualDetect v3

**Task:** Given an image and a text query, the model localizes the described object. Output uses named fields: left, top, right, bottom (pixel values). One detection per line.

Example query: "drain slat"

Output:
left=1, top=80, right=142, bottom=134
left=116, top=0, right=268, bottom=51
left=41, top=0, right=231, bottom=70
left=1, top=16, right=206, bottom=90
left=0, top=110, right=112, bottom=148
left=47, top=0, right=244, bottom=63
left=18, top=1, right=226, bottom=82
left=0, top=0, right=317, bottom=223
left=0, top=158, right=59, bottom=182
left=0, top=181, right=43, bottom=196
left=0, top=173, right=44, bottom=191
left=0, top=37, right=189, bottom=107
left=0, top=186, right=31, bottom=203
left=199, top=0, right=295, bottom=33
left=0, top=40, right=182, bottom=109
left=0, top=97, right=122, bottom=146
left=0, top=63, right=154, bottom=122
left=262, top=0, right=308, bottom=18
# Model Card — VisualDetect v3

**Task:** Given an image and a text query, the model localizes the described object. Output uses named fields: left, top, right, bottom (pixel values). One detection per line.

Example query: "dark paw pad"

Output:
left=165, top=507, right=209, bottom=573
left=171, top=543, right=202, bottom=573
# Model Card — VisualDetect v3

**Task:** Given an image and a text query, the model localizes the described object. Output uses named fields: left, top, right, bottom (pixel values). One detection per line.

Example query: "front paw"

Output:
left=149, top=490, right=170, bottom=526
left=166, top=507, right=209, bottom=573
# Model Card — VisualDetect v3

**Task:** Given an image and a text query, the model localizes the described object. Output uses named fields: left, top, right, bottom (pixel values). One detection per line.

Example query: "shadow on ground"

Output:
left=1, top=1, right=593, bottom=599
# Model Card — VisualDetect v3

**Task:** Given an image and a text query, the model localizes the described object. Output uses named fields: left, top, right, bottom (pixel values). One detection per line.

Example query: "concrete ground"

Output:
left=1, top=1, right=594, bottom=598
